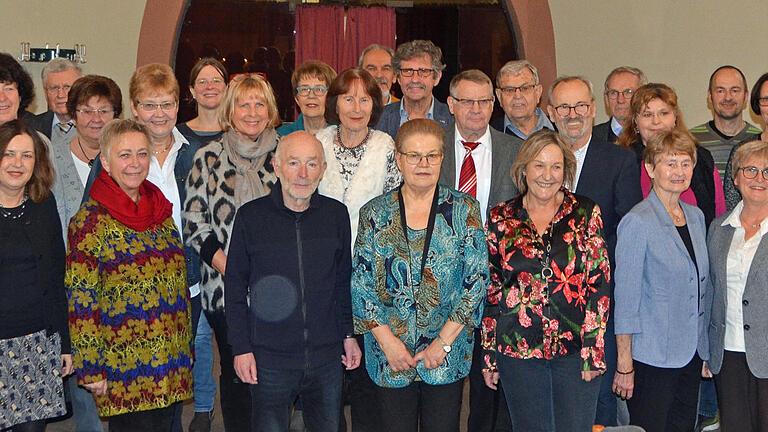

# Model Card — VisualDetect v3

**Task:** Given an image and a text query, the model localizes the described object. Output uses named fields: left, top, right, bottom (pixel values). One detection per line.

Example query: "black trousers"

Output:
left=378, top=380, right=463, bottom=432
left=467, top=329, right=513, bottom=432
left=715, top=350, right=768, bottom=432
left=6, top=420, right=45, bottom=432
left=205, top=309, right=252, bottom=432
left=627, top=355, right=702, bottom=432
left=344, top=334, right=382, bottom=432
left=109, top=404, right=177, bottom=432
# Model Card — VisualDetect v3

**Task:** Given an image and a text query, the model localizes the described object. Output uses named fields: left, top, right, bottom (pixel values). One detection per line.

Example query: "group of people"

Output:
left=0, top=35, right=766, bottom=432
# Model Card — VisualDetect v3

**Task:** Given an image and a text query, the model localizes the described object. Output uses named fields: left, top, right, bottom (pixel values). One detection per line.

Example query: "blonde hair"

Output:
left=129, top=63, right=179, bottom=102
left=99, top=118, right=152, bottom=159
left=219, top=74, right=280, bottom=131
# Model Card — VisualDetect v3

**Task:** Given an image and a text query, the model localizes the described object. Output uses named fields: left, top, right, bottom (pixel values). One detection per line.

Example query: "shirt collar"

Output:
left=610, top=116, right=623, bottom=137
left=455, top=125, right=491, bottom=150
left=399, top=97, right=436, bottom=121
left=503, top=107, right=554, bottom=139
left=723, top=200, right=768, bottom=239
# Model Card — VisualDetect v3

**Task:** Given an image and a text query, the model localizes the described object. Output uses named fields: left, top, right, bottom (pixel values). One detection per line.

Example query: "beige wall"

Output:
left=549, top=0, right=768, bottom=128
left=0, top=1, right=146, bottom=115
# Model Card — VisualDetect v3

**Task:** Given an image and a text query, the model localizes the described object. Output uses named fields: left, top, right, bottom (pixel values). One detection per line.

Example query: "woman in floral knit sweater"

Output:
left=481, top=130, right=610, bottom=432
left=66, top=119, right=192, bottom=431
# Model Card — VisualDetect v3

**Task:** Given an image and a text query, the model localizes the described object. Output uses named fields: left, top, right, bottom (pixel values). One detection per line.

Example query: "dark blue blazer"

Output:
left=82, top=128, right=203, bottom=287
left=27, top=110, right=55, bottom=139
left=592, top=120, right=619, bottom=145
left=374, top=98, right=453, bottom=140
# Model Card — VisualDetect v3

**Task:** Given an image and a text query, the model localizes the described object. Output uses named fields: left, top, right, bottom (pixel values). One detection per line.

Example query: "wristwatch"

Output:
left=437, top=334, right=451, bottom=353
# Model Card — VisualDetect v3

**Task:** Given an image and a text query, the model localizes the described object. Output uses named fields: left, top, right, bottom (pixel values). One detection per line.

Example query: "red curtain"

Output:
left=295, top=5, right=396, bottom=74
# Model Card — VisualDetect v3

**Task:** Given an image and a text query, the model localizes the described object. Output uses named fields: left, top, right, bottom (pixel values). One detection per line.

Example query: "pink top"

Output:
left=640, top=164, right=727, bottom=217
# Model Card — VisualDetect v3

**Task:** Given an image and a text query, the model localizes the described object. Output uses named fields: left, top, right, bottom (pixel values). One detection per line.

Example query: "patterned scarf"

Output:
left=90, top=169, right=172, bottom=231
left=221, top=128, right=278, bottom=208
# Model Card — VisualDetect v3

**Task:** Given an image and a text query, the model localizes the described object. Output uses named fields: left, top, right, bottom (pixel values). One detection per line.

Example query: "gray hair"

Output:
left=41, top=57, right=82, bottom=85
left=449, top=69, right=493, bottom=98
left=393, top=40, right=446, bottom=74
left=358, top=44, right=394, bottom=68
left=603, top=66, right=647, bottom=93
left=496, top=60, right=540, bottom=87
left=548, top=76, right=594, bottom=103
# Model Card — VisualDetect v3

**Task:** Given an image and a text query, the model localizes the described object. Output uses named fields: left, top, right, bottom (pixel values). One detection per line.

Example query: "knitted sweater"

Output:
left=66, top=198, right=193, bottom=417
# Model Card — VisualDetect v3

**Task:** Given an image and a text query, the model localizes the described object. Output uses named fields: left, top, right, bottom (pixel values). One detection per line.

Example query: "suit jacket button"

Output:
left=744, top=324, right=751, bottom=331
left=743, top=299, right=749, bottom=306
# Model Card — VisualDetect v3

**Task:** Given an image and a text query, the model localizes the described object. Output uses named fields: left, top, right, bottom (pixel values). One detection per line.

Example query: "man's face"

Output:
left=448, top=79, right=494, bottom=139
left=708, top=68, right=748, bottom=121
left=44, top=69, right=81, bottom=119
left=362, top=49, right=395, bottom=102
left=604, top=72, right=640, bottom=124
left=495, top=68, right=542, bottom=123
left=547, top=80, right=596, bottom=148
left=273, top=132, right=327, bottom=205
left=397, top=55, right=441, bottom=104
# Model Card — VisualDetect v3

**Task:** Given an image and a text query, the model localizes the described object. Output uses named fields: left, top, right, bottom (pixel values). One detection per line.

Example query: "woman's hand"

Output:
left=84, top=379, right=108, bottom=396
left=413, top=339, right=447, bottom=370
left=582, top=370, right=604, bottom=382
left=61, top=354, right=73, bottom=377
left=212, top=249, right=227, bottom=275
left=482, top=369, right=499, bottom=390
left=702, top=361, right=713, bottom=378
left=380, top=337, right=416, bottom=372
left=612, top=370, right=634, bottom=399
left=613, top=333, right=634, bottom=399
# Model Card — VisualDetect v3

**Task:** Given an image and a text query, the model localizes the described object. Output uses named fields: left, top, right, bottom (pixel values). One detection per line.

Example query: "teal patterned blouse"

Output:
left=352, top=185, right=489, bottom=388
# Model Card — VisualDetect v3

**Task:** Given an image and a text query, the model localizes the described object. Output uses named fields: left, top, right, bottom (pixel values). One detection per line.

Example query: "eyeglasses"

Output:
left=399, top=68, right=435, bottom=78
left=451, top=97, right=494, bottom=109
left=196, top=78, right=224, bottom=87
left=758, top=97, right=768, bottom=107
left=76, top=108, right=114, bottom=117
left=296, top=85, right=328, bottom=97
left=46, top=84, right=72, bottom=94
left=553, top=103, right=591, bottom=117
left=740, top=166, right=768, bottom=180
left=499, top=84, right=536, bottom=95
left=399, top=151, right=443, bottom=165
left=605, top=89, right=634, bottom=100
left=136, top=101, right=178, bottom=113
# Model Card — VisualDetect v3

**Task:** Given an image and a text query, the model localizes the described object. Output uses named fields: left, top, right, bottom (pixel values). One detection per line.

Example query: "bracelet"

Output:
left=616, top=368, right=634, bottom=375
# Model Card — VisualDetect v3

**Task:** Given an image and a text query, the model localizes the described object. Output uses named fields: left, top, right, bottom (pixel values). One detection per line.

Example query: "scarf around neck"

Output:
left=221, top=128, right=278, bottom=208
left=90, top=169, right=173, bottom=231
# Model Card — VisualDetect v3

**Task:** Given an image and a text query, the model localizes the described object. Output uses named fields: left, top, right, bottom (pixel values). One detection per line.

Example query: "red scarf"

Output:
left=90, top=169, right=173, bottom=231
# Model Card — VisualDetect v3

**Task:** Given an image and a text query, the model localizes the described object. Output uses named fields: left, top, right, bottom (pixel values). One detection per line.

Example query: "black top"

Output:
left=0, top=195, right=69, bottom=351
left=176, top=123, right=223, bottom=146
left=224, top=181, right=352, bottom=369
left=676, top=224, right=698, bottom=276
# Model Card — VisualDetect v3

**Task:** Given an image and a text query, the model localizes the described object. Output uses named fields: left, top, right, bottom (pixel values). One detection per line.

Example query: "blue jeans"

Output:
left=193, top=311, right=217, bottom=412
left=698, top=378, right=718, bottom=418
left=68, top=376, right=103, bottom=432
left=499, top=354, right=602, bottom=432
left=249, top=360, right=343, bottom=432
left=595, top=316, right=619, bottom=426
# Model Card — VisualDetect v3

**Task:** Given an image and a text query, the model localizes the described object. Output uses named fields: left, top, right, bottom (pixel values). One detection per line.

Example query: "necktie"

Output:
left=57, top=120, right=74, bottom=133
left=458, top=141, right=480, bottom=197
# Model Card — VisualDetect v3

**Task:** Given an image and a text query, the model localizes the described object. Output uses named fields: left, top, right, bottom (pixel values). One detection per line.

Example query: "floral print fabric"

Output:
left=482, top=189, right=610, bottom=372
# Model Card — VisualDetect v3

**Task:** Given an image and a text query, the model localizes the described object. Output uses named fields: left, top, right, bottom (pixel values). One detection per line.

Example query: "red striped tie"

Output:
left=458, top=141, right=480, bottom=197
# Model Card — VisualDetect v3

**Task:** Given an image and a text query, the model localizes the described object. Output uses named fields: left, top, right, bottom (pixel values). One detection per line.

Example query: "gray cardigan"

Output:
left=614, top=190, right=712, bottom=368
left=707, top=208, right=768, bottom=378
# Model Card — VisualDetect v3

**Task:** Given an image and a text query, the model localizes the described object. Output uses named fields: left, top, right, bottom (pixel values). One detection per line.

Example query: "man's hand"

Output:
left=482, top=369, right=499, bottom=390
left=341, top=337, right=362, bottom=370
left=234, top=353, right=258, bottom=384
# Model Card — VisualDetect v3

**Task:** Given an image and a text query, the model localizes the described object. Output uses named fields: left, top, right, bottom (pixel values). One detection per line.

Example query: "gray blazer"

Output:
left=614, top=190, right=712, bottom=368
left=707, top=209, right=768, bottom=378
left=438, top=124, right=522, bottom=218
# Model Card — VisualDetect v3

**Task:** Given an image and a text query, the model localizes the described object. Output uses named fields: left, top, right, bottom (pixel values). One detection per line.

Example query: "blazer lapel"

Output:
left=575, top=141, right=598, bottom=195
left=745, top=231, right=768, bottom=297
left=648, top=191, right=691, bottom=259
left=440, top=126, right=457, bottom=188
left=683, top=204, right=709, bottom=275
left=488, top=129, right=506, bottom=198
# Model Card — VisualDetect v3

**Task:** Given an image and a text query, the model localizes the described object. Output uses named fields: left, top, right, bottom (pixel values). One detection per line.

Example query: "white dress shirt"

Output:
left=722, top=201, right=768, bottom=352
left=146, top=127, right=200, bottom=297
left=453, top=125, right=492, bottom=224
left=569, top=135, right=592, bottom=192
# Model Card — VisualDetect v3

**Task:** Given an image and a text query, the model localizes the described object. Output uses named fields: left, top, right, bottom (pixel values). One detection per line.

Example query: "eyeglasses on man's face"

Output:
left=499, top=84, right=536, bottom=96
left=451, top=97, right=494, bottom=109
left=605, top=89, right=634, bottom=100
left=553, top=103, right=591, bottom=117
left=399, top=68, right=435, bottom=78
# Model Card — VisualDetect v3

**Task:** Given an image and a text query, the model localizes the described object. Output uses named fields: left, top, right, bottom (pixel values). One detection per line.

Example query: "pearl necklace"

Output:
left=0, top=195, right=28, bottom=220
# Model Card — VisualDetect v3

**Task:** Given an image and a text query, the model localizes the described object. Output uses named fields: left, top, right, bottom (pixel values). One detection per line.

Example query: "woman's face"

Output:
left=0, top=81, right=20, bottom=124
left=0, top=133, right=34, bottom=196
left=336, top=79, right=373, bottom=133
left=645, top=152, right=693, bottom=196
left=100, top=131, right=150, bottom=201
left=759, top=81, right=768, bottom=127
left=295, top=75, right=328, bottom=120
left=190, top=65, right=226, bottom=110
left=74, top=96, right=116, bottom=145
left=636, top=98, right=676, bottom=145
left=734, top=155, right=768, bottom=207
left=131, top=89, right=178, bottom=141
left=394, top=132, right=443, bottom=191
left=525, top=144, right=565, bottom=202
left=232, top=90, right=269, bottom=141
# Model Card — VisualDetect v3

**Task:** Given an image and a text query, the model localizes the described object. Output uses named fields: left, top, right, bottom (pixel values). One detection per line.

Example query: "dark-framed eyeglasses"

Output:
left=399, top=68, right=435, bottom=78
left=757, top=97, right=768, bottom=107
left=605, top=89, right=634, bottom=100
left=296, top=85, right=328, bottom=97
left=399, top=151, right=443, bottom=165
left=553, top=103, right=590, bottom=117
left=499, top=84, right=536, bottom=95
left=740, top=166, right=768, bottom=180
left=451, top=97, right=494, bottom=109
